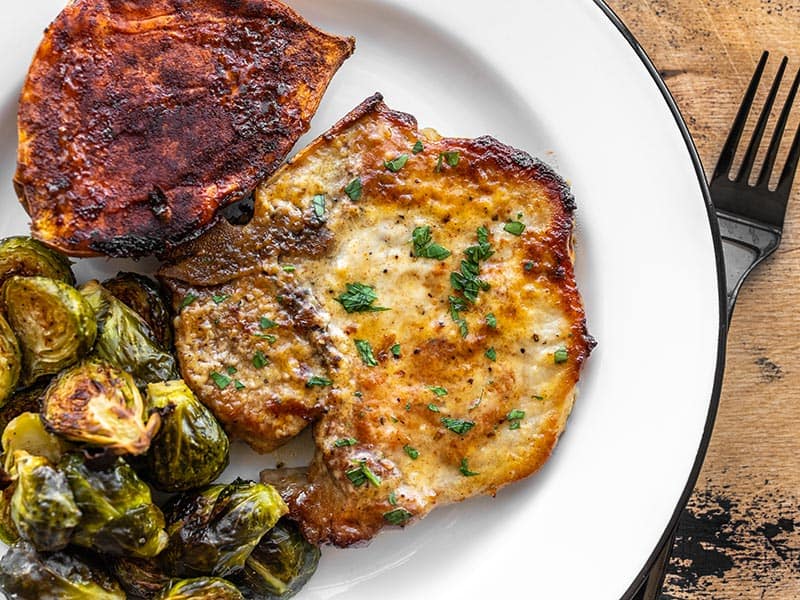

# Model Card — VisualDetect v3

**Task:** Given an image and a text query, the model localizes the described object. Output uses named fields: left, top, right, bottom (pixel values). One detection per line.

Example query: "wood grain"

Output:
left=606, top=1, right=800, bottom=598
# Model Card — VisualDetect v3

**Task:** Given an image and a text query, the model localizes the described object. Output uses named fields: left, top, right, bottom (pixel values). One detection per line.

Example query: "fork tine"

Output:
left=738, top=56, right=787, bottom=183
left=712, top=51, right=769, bottom=181
left=776, top=112, right=800, bottom=197
left=758, top=65, right=800, bottom=186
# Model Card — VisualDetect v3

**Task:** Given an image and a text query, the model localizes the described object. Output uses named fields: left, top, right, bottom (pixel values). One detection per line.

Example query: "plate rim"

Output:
left=592, top=1, right=729, bottom=597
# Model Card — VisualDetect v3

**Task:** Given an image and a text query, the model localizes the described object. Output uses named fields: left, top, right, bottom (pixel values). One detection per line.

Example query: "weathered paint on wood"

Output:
left=606, top=1, right=800, bottom=598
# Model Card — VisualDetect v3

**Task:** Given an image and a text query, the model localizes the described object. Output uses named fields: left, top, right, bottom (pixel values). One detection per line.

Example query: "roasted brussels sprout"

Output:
left=2, top=412, right=68, bottom=473
left=145, top=380, right=229, bottom=492
left=103, top=272, right=173, bottom=349
left=161, top=480, right=288, bottom=578
left=9, top=450, right=81, bottom=551
left=109, top=556, right=171, bottom=599
left=61, top=452, right=168, bottom=558
left=3, top=276, right=96, bottom=386
left=0, top=382, right=47, bottom=433
left=80, top=280, right=178, bottom=388
left=156, top=577, right=244, bottom=599
left=0, top=236, right=75, bottom=288
left=0, top=541, right=125, bottom=599
left=0, top=481, right=18, bottom=545
left=230, top=518, right=321, bottom=600
left=42, top=359, right=160, bottom=455
left=0, top=314, right=21, bottom=406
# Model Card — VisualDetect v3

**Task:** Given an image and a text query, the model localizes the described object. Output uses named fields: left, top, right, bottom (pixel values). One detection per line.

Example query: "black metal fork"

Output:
left=712, top=50, right=800, bottom=318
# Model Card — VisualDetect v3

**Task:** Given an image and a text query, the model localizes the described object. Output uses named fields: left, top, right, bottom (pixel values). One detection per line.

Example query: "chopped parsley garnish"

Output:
left=212, top=294, right=229, bottom=304
left=354, top=339, right=378, bottom=367
left=312, top=194, right=326, bottom=219
left=428, top=386, right=448, bottom=397
left=335, top=283, right=390, bottom=313
left=507, top=409, right=525, bottom=430
left=412, top=140, right=424, bottom=154
left=180, top=293, right=198, bottom=310
left=436, top=150, right=461, bottom=172
left=411, top=226, right=451, bottom=260
left=306, top=376, right=332, bottom=388
left=282, top=265, right=296, bottom=273
left=383, top=507, right=413, bottom=525
left=384, top=154, right=409, bottom=172
left=403, top=445, right=419, bottom=459
left=260, top=317, right=278, bottom=329
left=346, top=460, right=381, bottom=488
left=388, top=491, right=398, bottom=506
left=383, top=507, right=414, bottom=525
left=459, top=458, right=480, bottom=477
left=234, top=380, right=245, bottom=391
left=225, top=366, right=237, bottom=375
left=509, top=421, right=521, bottom=431
left=554, top=347, right=569, bottom=364
left=441, top=417, right=476, bottom=435
left=252, top=351, right=268, bottom=369
left=447, top=227, right=494, bottom=336
left=391, top=343, right=401, bottom=358
left=503, top=220, right=526, bottom=236
left=449, top=296, right=470, bottom=338
left=427, top=403, right=441, bottom=413
left=486, top=313, right=497, bottom=328
left=334, top=438, right=358, bottom=448
left=344, top=177, right=363, bottom=201
left=254, top=333, right=277, bottom=344
left=485, top=347, right=497, bottom=362
left=210, top=371, right=231, bottom=389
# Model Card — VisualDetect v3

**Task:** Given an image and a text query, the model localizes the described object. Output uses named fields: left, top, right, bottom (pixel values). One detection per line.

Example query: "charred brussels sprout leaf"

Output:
left=2, top=412, right=68, bottom=473
left=156, top=577, right=245, bottom=599
left=145, top=380, right=229, bottom=492
left=0, top=482, right=17, bottom=545
left=42, top=359, right=160, bottom=455
left=0, top=236, right=75, bottom=288
left=109, top=556, right=171, bottom=600
left=0, top=383, right=47, bottom=434
left=230, top=518, right=321, bottom=599
left=80, top=281, right=178, bottom=388
left=103, top=272, right=173, bottom=349
left=3, top=276, right=96, bottom=386
left=10, top=450, right=81, bottom=551
left=0, top=541, right=125, bottom=599
left=0, top=314, right=21, bottom=406
left=60, top=452, right=168, bottom=558
left=161, top=480, right=288, bottom=577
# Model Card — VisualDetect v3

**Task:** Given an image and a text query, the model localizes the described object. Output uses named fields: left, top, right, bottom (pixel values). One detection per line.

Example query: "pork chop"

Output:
left=160, top=94, right=594, bottom=544
left=15, top=0, right=354, bottom=257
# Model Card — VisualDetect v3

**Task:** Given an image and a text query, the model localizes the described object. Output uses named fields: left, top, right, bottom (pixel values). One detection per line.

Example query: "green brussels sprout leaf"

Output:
left=0, top=314, right=21, bottom=406
left=103, top=272, right=173, bottom=349
left=0, top=236, right=75, bottom=288
left=2, top=412, right=69, bottom=473
left=156, top=577, right=244, bottom=599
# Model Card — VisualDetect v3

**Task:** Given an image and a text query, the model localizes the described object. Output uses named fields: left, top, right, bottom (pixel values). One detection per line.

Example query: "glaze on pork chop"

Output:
left=15, top=0, right=354, bottom=257
left=160, top=94, right=593, bottom=544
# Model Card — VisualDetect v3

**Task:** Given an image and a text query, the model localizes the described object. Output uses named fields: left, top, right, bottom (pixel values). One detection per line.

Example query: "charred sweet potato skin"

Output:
left=15, top=0, right=354, bottom=257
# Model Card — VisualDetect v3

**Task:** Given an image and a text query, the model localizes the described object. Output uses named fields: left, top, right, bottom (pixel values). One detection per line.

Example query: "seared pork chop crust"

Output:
left=161, top=94, right=593, bottom=545
left=15, top=0, right=354, bottom=257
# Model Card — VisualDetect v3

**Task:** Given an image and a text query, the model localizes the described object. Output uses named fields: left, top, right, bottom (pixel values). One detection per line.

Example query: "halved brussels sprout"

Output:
left=61, top=452, right=168, bottom=558
left=161, top=480, right=288, bottom=578
left=0, top=541, right=125, bottom=600
left=0, top=236, right=75, bottom=288
left=0, top=314, right=21, bottom=406
left=109, top=556, right=171, bottom=600
left=80, top=280, right=178, bottom=388
left=0, top=383, right=47, bottom=433
left=156, top=577, right=244, bottom=599
left=2, top=412, right=68, bottom=473
left=230, top=518, right=321, bottom=599
left=103, top=272, right=173, bottom=349
left=42, top=359, right=160, bottom=455
left=9, top=450, right=81, bottom=551
left=145, top=380, right=229, bottom=492
left=4, top=276, right=96, bottom=386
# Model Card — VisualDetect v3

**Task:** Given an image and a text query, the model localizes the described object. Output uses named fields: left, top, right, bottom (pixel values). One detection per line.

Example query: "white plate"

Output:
left=0, top=1, right=724, bottom=598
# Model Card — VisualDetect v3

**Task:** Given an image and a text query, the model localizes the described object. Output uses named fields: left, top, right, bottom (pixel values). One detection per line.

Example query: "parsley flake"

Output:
left=346, top=460, right=381, bottom=488
left=282, top=265, right=296, bottom=273
left=344, top=178, right=363, bottom=201
left=412, top=140, right=424, bottom=154
left=485, top=347, right=497, bottom=362
left=411, top=226, right=451, bottom=260
left=260, top=317, right=277, bottom=329
left=436, top=151, right=461, bottom=172
left=507, top=409, right=525, bottom=430
left=428, top=386, right=448, bottom=397
left=503, top=221, right=526, bottom=236
left=180, top=293, right=198, bottom=310
left=254, top=333, right=277, bottom=344
left=354, top=339, right=378, bottom=367
left=306, top=376, right=332, bottom=388
left=441, top=417, right=476, bottom=435
left=391, top=343, right=401, bottom=358
left=383, top=507, right=413, bottom=525
left=427, top=403, right=441, bottom=413
left=459, top=458, right=480, bottom=477
left=225, top=366, right=237, bottom=376
left=334, top=438, right=358, bottom=448
left=234, top=380, right=245, bottom=391
left=210, top=371, right=231, bottom=389
left=554, top=347, right=569, bottom=364
left=252, top=351, right=268, bottom=369
left=403, top=444, right=419, bottom=459
left=486, top=313, right=497, bottom=328
left=335, top=283, right=390, bottom=313
left=312, top=194, right=326, bottom=219
left=212, top=294, right=229, bottom=304
left=384, top=154, right=409, bottom=172
left=389, top=491, right=398, bottom=506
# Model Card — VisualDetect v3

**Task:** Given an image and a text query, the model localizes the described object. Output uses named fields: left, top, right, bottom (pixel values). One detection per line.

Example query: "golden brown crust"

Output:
left=162, top=95, right=593, bottom=545
left=15, top=0, right=354, bottom=257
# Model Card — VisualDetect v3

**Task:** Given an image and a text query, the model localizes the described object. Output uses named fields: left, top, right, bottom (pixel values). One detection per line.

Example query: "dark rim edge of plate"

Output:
left=590, top=2, right=730, bottom=598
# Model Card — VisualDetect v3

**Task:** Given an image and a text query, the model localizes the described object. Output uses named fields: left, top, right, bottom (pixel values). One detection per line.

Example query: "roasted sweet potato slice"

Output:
left=15, top=0, right=354, bottom=257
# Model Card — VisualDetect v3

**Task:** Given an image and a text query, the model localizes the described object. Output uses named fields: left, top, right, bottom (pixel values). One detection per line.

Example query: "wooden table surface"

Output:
left=606, top=1, right=800, bottom=598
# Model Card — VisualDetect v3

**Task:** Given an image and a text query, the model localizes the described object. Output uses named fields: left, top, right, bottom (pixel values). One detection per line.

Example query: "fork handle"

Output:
left=716, top=210, right=782, bottom=318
